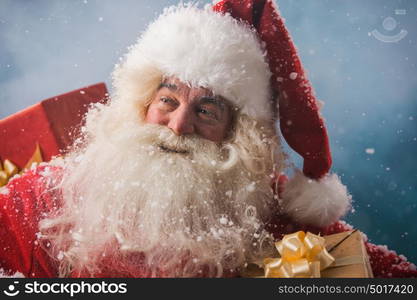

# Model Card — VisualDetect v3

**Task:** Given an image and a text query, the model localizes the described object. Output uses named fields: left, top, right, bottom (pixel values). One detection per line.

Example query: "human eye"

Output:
left=197, top=106, right=219, bottom=121
left=160, top=96, right=175, bottom=104
left=159, top=96, right=178, bottom=109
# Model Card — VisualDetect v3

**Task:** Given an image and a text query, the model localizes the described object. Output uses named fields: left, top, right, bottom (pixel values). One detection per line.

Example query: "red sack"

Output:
left=0, top=83, right=108, bottom=171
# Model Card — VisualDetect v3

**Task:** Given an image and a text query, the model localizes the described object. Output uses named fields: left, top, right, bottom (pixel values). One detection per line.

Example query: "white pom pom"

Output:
left=281, top=171, right=352, bottom=227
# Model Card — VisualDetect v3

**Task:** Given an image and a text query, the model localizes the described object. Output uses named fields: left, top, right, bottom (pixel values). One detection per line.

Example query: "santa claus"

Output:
left=0, top=0, right=416, bottom=278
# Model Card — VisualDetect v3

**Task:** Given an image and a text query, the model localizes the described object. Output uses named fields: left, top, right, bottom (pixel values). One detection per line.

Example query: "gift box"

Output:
left=242, top=230, right=373, bottom=278
left=321, top=230, right=373, bottom=278
left=0, top=83, right=108, bottom=185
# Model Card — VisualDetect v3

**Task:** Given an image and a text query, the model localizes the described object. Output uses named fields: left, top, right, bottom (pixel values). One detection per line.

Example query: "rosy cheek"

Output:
left=199, top=126, right=226, bottom=143
left=145, top=106, right=166, bottom=125
left=214, top=124, right=229, bottom=142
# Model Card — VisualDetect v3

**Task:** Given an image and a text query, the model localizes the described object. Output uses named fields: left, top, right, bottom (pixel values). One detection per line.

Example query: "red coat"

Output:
left=1, top=165, right=416, bottom=278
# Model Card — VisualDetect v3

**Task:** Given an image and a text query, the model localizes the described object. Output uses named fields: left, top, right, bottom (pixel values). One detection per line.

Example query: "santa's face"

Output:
left=145, top=76, right=233, bottom=143
left=41, top=74, right=281, bottom=277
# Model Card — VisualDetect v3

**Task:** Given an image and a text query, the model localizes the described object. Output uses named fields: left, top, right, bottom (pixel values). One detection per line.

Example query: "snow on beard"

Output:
left=41, top=104, right=278, bottom=277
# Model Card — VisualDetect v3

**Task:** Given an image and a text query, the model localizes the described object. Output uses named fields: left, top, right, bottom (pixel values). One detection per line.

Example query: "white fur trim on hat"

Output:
left=280, top=171, right=352, bottom=227
left=113, top=4, right=272, bottom=121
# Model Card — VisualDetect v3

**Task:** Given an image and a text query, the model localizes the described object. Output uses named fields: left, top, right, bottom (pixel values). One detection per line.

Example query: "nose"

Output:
left=168, top=107, right=195, bottom=136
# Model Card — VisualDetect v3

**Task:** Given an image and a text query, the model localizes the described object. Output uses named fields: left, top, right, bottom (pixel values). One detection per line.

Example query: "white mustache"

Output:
left=156, top=132, right=213, bottom=156
left=104, top=121, right=235, bottom=171
left=142, top=124, right=221, bottom=159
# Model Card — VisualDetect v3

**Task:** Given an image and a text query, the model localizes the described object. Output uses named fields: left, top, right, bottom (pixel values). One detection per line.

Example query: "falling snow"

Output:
left=365, top=148, right=375, bottom=154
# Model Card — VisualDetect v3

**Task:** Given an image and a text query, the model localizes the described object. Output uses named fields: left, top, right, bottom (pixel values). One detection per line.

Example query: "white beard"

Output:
left=41, top=105, right=280, bottom=277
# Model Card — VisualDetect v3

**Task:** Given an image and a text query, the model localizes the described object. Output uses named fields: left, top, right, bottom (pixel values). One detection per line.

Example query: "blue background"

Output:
left=1, top=1, right=416, bottom=263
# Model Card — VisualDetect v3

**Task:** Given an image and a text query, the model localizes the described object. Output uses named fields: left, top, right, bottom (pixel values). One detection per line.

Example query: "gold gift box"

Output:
left=242, top=230, right=373, bottom=278
left=321, top=230, right=373, bottom=278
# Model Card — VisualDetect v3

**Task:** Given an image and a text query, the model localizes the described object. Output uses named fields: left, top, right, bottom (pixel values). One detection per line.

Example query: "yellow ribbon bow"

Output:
left=264, top=231, right=335, bottom=278
left=0, top=143, right=43, bottom=187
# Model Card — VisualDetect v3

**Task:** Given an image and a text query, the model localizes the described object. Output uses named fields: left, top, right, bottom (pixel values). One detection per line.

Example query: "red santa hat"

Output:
left=113, top=0, right=351, bottom=227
